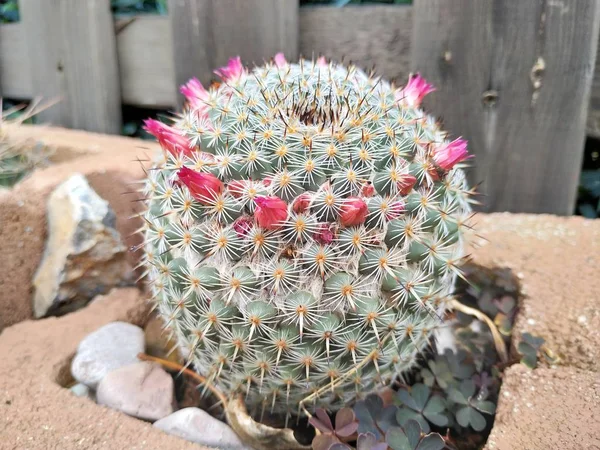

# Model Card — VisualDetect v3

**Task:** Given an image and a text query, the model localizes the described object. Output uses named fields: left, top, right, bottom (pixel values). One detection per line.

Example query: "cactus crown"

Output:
left=142, top=54, right=474, bottom=420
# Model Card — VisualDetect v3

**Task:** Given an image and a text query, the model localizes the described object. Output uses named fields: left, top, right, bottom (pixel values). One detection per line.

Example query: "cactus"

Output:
left=140, top=54, right=474, bottom=420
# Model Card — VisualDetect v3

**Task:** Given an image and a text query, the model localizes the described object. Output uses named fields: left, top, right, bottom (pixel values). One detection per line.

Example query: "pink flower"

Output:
left=433, top=138, right=469, bottom=170
left=180, top=78, right=210, bottom=115
left=361, top=182, right=375, bottom=198
left=396, top=74, right=435, bottom=108
left=316, top=56, right=327, bottom=67
left=339, top=197, right=368, bottom=227
left=233, top=216, right=253, bottom=238
left=214, top=56, right=245, bottom=83
left=254, top=196, right=288, bottom=230
left=397, top=174, right=417, bottom=196
left=274, top=52, right=287, bottom=68
left=143, top=119, right=193, bottom=157
left=313, top=223, right=335, bottom=244
left=177, top=167, right=223, bottom=204
left=292, top=193, right=312, bottom=214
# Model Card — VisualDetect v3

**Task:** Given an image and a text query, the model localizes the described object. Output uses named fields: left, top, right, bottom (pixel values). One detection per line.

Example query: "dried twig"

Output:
left=137, top=352, right=228, bottom=406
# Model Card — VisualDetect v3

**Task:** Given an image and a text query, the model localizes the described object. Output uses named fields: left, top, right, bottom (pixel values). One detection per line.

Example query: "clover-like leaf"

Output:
left=354, top=394, right=385, bottom=439
left=310, top=408, right=335, bottom=433
left=386, top=420, right=445, bottom=450
left=455, top=406, right=487, bottom=431
left=444, top=350, right=475, bottom=381
left=518, top=333, right=545, bottom=369
left=357, top=432, right=388, bottom=450
left=421, top=358, right=456, bottom=390
left=312, top=433, right=340, bottom=450
left=395, top=384, right=449, bottom=432
left=328, top=443, right=352, bottom=450
left=310, top=407, right=359, bottom=446
left=335, top=408, right=359, bottom=438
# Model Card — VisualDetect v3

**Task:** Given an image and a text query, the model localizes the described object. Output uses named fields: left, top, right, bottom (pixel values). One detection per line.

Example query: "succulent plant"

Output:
left=140, top=53, right=474, bottom=419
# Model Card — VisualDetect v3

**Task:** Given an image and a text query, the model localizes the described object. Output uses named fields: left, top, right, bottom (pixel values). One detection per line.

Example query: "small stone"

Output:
left=96, top=362, right=174, bottom=421
left=153, top=408, right=250, bottom=450
left=71, top=321, right=144, bottom=389
left=32, top=174, right=131, bottom=318
left=69, top=383, right=94, bottom=400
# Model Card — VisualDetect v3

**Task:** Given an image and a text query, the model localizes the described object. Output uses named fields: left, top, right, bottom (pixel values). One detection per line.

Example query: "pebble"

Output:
left=153, top=407, right=251, bottom=450
left=96, top=362, right=174, bottom=421
left=71, top=321, right=144, bottom=389
left=69, top=383, right=94, bottom=400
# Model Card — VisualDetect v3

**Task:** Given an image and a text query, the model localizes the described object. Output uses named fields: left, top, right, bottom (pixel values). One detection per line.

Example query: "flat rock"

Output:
left=485, top=365, right=600, bottom=449
left=96, top=362, right=174, bottom=422
left=71, top=321, right=144, bottom=389
left=153, top=407, right=250, bottom=449
left=32, top=173, right=130, bottom=318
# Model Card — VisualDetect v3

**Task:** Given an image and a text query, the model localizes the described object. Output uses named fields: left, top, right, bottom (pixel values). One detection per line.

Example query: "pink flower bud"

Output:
left=386, top=201, right=405, bottom=221
left=313, top=223, right=335, bottom=244
left=396, top=74, right=435, bottom=108
left=292, top=193, right=312, bottom=214
left=274, top=52, right=287, bottom=68
left=180, top=78, right=210, bottom=116
left=398, top=174, right=417, bottom=196
left=361, top=182, right=375, bottom=198
left=339, top=197, right=368, bottom=227
left=214, top=56, right=245, bottom=83
left=177, top=167, right=223, bottom=204
left=254, top=196, right=288, bottom=230
left=316, top=56, right=327, bottom=67
left=143, top=119, right=193, bottom=157
left=433, top=138, right=469, bottom=170
left=233, top=216, right=253, bottom=238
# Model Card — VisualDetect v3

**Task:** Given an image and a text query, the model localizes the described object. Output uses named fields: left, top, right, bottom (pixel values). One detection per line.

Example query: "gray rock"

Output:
left=96, top=362, right=174, bottom=421
left=71, top=321, right=144, bottom=389
left=32, top=173, right=130, bottom=318
left=153, top=407, right=251, bottom=450
left=69, top=383, right=94, bottom=400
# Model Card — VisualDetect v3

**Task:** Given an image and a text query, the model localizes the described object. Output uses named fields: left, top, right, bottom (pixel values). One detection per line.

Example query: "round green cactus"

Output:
left=141, top=54, right=473, bottom=420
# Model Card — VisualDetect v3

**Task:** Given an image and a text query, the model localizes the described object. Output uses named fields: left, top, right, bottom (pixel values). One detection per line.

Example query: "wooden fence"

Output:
left=1, top=0, right=599, bottom=216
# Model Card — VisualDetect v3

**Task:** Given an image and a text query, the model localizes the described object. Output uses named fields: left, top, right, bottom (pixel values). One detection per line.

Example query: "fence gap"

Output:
left=168, top=0, right=299, bottom=108
left=411, top=0, right=600, bottom=215
left=20, top=0, right=122, bottom=134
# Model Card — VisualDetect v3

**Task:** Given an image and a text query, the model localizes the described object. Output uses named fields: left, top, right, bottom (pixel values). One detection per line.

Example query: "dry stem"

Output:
left=137, top=352, right=228, bottom=406
left=449, top=299, right=509, bottom=363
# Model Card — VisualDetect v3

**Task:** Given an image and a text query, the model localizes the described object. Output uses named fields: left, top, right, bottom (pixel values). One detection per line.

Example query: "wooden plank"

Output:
left=19, top=0, right=122, bottom=133
left=3, top=3, right=600, bottom=146
left=411, top=0, right=600, bottom=215
left=116, top=16, right=175, bottom=108
left=0, top=23, right=33, bottom=99
left=168, top=0, right=298, bottom=107
left=300, top=5, right=413, bottom=85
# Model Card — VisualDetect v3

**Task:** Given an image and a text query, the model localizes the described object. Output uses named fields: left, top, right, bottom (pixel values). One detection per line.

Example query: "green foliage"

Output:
left=111, top=0, right=167, bottom=16
left=300, top=0, right=412, bottom=5
left=0, top=0, right=168, bottom=23
left=577, top=170, right=600, bottom=218
left=0, top=100, right=52, bottom=187
left=517, top=332, right=552, bottom=369
left=0, top=0, right=18, bottom=23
